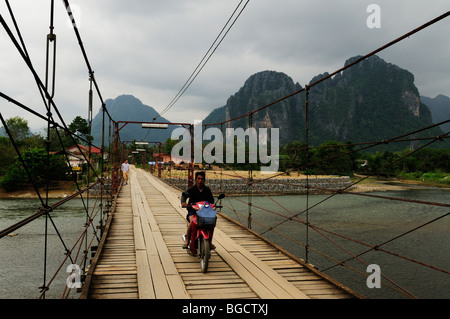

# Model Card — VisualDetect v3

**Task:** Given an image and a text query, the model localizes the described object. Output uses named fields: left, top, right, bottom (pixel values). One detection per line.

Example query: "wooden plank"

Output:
left=131, top=174, right=157, bottom=299
left=82, top=178, right=139, bottom=299
left=136, top=177, right=190, bottom=296
left=215, top=229, right=309, bottom=299
left=213, top=239, right=277, bottom=299
left=131, top=172, right=190, bottom=299
left=133, top=216, right=146, bottom=250
left=136, top=249, right=156, bottom=299
left=89, top=292, right=138, bottom=299
left=132, top=176, right=171, bottom=299
left=152, top=231, right=179, bottom=276
left=166, top=274, right=190, bottom=299
left=214, top=230, right=309, bottom=299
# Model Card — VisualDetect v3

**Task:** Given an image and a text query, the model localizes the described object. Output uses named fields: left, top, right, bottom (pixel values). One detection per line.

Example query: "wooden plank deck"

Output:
left=82, top=186, right=139, bottom=299
left=83, top=168, right=362, bottom=299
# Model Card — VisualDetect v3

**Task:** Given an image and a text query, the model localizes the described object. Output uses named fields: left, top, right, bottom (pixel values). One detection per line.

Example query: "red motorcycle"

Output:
left=183, top=194, right=225, bottom=273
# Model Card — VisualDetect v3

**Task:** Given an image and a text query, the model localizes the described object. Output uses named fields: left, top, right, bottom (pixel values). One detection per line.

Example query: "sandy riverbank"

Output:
left=203, top=170, right=445, bottom=192
left=0, top=181, right=83, bottom=200
left=0, top=172, right=445, bottom=199
left=163, top=169, right=445, bottom=193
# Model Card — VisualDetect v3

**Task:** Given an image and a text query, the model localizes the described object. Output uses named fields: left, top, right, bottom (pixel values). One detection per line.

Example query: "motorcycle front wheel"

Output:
left=199, top=237, right=211, bottom=273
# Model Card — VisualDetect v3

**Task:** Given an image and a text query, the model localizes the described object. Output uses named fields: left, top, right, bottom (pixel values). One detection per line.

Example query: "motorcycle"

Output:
left=183, top=194, right=225, bottom=273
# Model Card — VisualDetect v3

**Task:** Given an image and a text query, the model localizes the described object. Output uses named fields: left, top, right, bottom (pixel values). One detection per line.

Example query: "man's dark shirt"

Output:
left=181, top=185, right=214, bottom=206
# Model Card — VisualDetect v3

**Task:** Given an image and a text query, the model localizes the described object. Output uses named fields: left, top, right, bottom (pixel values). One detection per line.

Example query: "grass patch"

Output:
left=398, top=171, right=450, bottom=186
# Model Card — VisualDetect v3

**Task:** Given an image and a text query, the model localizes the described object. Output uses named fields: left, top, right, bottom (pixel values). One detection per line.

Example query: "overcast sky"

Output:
left=1, top=0, right=449, bottom=132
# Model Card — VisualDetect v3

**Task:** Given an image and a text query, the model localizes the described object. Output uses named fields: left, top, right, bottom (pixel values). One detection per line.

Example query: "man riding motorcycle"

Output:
left=181, top=172, right=215, bottom=250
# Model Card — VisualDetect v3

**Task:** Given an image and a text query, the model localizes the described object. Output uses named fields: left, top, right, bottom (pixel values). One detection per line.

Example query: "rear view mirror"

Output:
left=218, top=194, right=225, bottom=200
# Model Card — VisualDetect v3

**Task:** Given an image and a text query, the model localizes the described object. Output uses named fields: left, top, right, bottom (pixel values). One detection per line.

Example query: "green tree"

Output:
left=2, top=116, right=31, bottom=142
left=311, top=141, right=354, bottom=176
left=281, top=141, right=308, bottom=172
left=46, top=116, right=92, bottom=152
left=0, top=137, right=16, bottom=175
left=0, top=163, right=26, bottom=192
left=0, top=148, right=70, bottom=191
left=163, top=137, right=179, bottom=154
left=68, top=116, right=92, bottom=145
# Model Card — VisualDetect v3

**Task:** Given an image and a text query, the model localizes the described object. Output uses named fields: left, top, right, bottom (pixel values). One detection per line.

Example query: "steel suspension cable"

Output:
left=159, top=0, right=251, bottom=117
left=255, top=122, right=449, bottom=184
left=0, top=14, right=103, bottom=182
left=4, top=0, right=29, bottom=58
left=1, top=4, right=107, bottom=239
left=62, top=0, right=111, bottom=120
left=203, top=11, right=450, bottom=128
left=322, top=211, right=450, bottom=275
left=0, top=2, right=116, bottom=299
left=260, top=134, right=446, bottom=234
left=221, top=199, right=419, bottom=298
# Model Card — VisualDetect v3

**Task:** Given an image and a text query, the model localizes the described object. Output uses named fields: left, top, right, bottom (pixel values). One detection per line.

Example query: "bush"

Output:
left=0, top=148, right=71, bottom=191
left=0, top=164, right=26, bottom=191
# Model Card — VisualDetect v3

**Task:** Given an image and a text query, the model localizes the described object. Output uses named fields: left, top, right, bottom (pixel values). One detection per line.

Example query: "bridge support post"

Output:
left=112, top=122, right=120, bottom=196
left=188, top=124, right=194, bottom=188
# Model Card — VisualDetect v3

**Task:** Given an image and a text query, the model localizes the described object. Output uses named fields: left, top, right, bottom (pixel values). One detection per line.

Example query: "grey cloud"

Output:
left=1, top=0, right=448, bottom=130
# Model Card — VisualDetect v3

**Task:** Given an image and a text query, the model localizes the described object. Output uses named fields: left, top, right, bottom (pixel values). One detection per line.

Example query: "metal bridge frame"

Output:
left=112, top=121, right=194, bottom=196
left=121, top=140, right=163, bottom=177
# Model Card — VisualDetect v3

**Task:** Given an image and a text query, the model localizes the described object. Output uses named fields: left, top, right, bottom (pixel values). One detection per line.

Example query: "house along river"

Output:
left=0, top=186, right=449, bottom=299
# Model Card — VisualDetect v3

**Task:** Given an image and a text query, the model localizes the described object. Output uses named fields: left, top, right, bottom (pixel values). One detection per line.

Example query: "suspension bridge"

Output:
left=80, top=167, right=361, bottom=299
left=0, top=2, right=449, bottom=300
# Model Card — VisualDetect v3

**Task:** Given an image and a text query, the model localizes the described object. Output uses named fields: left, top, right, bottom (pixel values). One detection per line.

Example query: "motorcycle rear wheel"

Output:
left=199, top=237, right=211, bottom=273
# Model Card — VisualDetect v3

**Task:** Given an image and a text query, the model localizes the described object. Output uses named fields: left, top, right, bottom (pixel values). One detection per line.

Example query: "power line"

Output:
left=158, top=0, right=251, bottom=118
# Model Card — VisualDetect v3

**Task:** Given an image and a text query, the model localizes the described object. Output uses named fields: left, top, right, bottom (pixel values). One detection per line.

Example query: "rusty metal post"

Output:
left=112, top=122, right=120, bottom=196
left=247, top=114, right=253, bottom=229
left=305, top=85, right=310, bottom=263
left=188, top=124, right=194, bottom=188
left=158, top=143, right=162, bottom=178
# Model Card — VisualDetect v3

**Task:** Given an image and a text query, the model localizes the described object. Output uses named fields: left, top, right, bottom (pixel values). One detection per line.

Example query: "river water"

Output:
left=0, top=198, right=99, bottom=299
left=0, top=187, right=449, bottom=299
left=221, top=186, right=450, bottom=299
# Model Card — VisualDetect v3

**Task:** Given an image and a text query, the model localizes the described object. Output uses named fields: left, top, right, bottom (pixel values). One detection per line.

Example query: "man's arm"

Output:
left=181, top=190, right=189, bottom=207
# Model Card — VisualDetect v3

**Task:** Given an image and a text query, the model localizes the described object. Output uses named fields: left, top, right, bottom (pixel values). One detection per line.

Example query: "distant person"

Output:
left=181, top=172, right=214, bottom=249
left=121, top=159, right=130, bottom=185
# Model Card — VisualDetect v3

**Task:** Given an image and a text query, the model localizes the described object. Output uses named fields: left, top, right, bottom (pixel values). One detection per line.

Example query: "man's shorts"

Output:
left=186, top=210, right=196, bottom=222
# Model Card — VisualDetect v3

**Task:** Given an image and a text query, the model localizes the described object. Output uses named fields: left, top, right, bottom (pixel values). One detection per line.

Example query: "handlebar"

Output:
left=184, top=203, right=222, bottom=210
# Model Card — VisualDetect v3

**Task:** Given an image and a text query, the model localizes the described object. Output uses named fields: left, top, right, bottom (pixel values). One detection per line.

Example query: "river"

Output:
left=0, top=187, right=449, bottom=299
left=0, top=198, right=97, bottom=299
left=220, top=186, right=450, bottom=299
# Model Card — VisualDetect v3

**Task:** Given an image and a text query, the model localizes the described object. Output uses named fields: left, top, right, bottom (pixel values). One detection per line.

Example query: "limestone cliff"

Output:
left=203, top=55, right=443, bottom=150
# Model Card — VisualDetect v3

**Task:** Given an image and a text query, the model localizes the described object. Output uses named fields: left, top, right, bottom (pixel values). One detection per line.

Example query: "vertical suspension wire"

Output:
left=188, top=124, right=194, bottom=188
left=220, top=123, right=224, bottom=194
left=5, top=0, right=29, bottom=58
left=247, top=114, right=253, bottom=229
left=84, top=73, right=94, bottom=273
left=112, top=121, right=120, bottom=196
left=1, top=0, right=118, bottom=298
left=100, top=103, right=106, bottom=235
left=41, top=0, right=56, bottom=298
left=304, top=85, right=310, bottom=263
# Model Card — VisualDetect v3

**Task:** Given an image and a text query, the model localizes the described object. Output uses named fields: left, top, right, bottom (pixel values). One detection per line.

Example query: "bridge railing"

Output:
left=0, top=0, right=126, bottom=298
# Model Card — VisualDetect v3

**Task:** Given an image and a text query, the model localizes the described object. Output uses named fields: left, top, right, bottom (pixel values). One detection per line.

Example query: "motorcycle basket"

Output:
left=196, top=204, right=217, bottom=229
left=197, top=216, right=217, bottom=229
